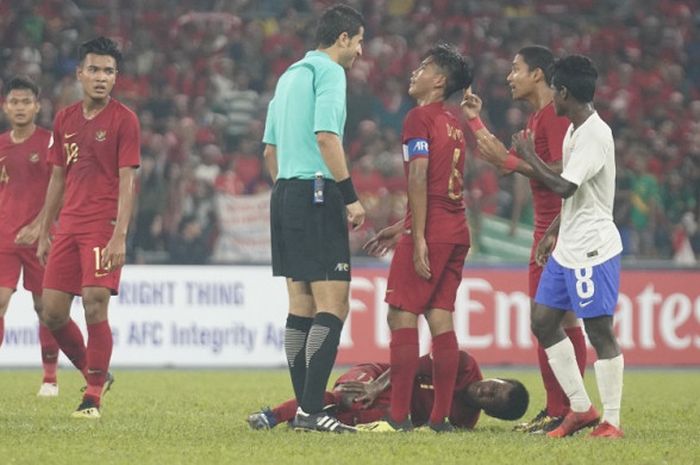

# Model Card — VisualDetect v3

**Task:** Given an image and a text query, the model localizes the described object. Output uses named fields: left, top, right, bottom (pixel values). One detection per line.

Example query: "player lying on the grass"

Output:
left=248, top=350, right=528, bottom=431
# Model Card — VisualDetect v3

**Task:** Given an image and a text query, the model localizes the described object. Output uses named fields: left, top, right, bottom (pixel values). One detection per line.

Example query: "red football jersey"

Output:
left=520, top=101, right=569, bottom=234
left=401, top=102, right=470, bottom=245
left=0, top=127, right=51, bottom=247
left=410, top=351, right=483, bottom=428
left=48, top=99, right=140, bottom=233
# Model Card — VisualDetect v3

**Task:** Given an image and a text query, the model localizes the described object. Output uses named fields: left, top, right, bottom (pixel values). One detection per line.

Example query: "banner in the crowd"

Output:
left=0, top=266, right=697, bottom=367
left=212, top=191, right=271, bottom=263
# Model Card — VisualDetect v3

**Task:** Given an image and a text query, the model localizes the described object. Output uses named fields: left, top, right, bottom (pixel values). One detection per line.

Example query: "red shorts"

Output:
left=385, top=242, right=469, bottom=314
left=43, top=230, right=121, bottom=296
left=0, top=247, right=44, bottom=293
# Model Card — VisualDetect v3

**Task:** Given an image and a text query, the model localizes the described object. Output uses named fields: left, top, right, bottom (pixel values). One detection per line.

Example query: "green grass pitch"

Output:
left=1, top=368, right=699, bottom=465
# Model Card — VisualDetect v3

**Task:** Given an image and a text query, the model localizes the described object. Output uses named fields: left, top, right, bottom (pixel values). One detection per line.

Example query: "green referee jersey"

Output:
left=263, top=50, right=346, bottom=180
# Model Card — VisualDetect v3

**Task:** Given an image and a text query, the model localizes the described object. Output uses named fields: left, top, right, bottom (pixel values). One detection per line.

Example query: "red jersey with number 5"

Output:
left=48, top=99, right=140, bottom=233
left=0, top=127, right=51, bottom=247
left=401, top=102, right=469, bottom=245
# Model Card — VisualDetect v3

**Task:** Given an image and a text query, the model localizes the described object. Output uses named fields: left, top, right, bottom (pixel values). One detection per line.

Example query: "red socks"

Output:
left=539, top=326, right=588, bottom=417
left=84, top=320, right=113, bottom=405
left=429, top=331, right=459, bottom=424
left=389, top=328, right=419, bottom=423
left=566, top=326, right=588, bottom=378
left=50, top=319, right=88, bottom=379
left=39, top=324, right=59, bottom=383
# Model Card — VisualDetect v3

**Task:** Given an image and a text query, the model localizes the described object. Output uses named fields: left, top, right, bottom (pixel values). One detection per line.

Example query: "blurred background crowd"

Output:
left=1, top=0, right=698, bottom=264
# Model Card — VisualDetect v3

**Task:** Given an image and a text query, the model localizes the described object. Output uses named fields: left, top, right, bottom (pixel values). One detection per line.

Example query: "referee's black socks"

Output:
left=285, top=314, right=313, bottom=403
left=300, top=312, right=344, bottom=414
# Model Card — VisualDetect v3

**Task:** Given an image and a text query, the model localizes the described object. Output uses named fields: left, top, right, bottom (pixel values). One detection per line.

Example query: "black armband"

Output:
left=337, top=177, right=358, bottom=205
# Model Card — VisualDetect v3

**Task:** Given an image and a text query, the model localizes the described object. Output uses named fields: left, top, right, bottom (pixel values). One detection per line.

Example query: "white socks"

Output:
left=545, top=338, right=592, bottom=412
left=594, top=354, right=624, bottom=427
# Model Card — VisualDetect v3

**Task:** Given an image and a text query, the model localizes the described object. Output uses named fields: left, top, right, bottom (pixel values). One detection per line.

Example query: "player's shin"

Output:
left=593, top=354, right=624, bottom=428
left=300, top=312, right=343, bottom=414
left=39, top=324, right=59, bottom=383
left=284, top=314, right=313, bottom=402
left=544, top=338, right=591, bottom=412
left=84, top=320, right=113, bottom=405
left=429, top=331, right=458, bottom=424
left=389, top=328, right=419, bottom=423
left=50, top=319, right=88, bottom=379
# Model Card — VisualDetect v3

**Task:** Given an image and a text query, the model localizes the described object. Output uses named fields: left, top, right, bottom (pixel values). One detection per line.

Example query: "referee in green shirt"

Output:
left=262, top=4, right=365, bottom=433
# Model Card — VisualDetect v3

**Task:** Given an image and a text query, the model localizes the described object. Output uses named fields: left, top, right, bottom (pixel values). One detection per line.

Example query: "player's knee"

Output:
left=41, top=308, right=68, bottom=330
left=531, top=314, right=559, bottom=343
left=0, top=291, right=12, bottom=315
left=585, top=327, right=619, bottom=359
left=0, top=301, right=10, bottom=317
left=82, top=292, right=110, bottom=322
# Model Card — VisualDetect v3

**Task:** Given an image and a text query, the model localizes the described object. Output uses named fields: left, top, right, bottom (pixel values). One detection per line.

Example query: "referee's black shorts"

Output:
left=270, top=178, right=351, bottom=282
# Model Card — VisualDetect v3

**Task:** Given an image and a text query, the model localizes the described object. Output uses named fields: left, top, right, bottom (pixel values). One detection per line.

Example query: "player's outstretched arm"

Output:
left=363, top=219, right=405, bottom=257
left=512, top=130, right=577, bottom=198
left=102, top=167, right=137, bottom=271
left=463, top=89, right=563, bottom=178
left=36, top=165, right=66, bottom=265
left=263, top=144, right=278, bottom=181
left=461, top=89, right=513, bottom=174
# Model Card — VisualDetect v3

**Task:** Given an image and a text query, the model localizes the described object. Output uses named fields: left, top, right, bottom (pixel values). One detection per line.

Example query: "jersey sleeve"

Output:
left=543, top=114, right=569, bottom=163
left=402, top=108, right=431, bottom=162
left=47, top=112, right=63, bottom=167
left=118, top=110, right=141, bottom=168
left=262, top=98, right=276, bottom=145
left=560, top=134, right=606, bottom=187
left=314, top=64, right=346, bottom=135
left=402, top=107, right=430, bottom=143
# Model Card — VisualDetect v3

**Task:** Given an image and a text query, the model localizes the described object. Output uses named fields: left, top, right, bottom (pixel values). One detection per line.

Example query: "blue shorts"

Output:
left=535, top=255, right=621, bottom=319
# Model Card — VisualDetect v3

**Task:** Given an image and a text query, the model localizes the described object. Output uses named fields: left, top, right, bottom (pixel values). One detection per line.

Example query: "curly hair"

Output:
left=550, top=54, right=598, bottom=103
left=483, top=379, right=530, bottom=421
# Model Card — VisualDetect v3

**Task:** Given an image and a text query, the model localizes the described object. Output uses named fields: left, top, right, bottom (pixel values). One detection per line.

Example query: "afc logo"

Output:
left=335, top=262, right=350, bottom=272
left=412, top=140, right=429, bottom=153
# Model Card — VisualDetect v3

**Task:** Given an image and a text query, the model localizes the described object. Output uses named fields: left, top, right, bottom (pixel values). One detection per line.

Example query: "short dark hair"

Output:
left=315, top=4, right=364, bottom=48
left=517, top=45, right=555, bottom=85
left=78, top=36, right=123, bottom=67
left=483, top=379, right=529, bottom=421
left=550, top=54, right=598, bottom=103
left=425, top=43, right=473, bottom=99
left=3, top=76, right=39, bottom=98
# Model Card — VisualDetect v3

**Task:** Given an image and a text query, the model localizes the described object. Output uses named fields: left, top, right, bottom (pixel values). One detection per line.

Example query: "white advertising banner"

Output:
left=0, top=266, right=289, bottom=367
left=212, top=191, right=271, bottom=263
left=1, top=266, right=698, bottom=367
